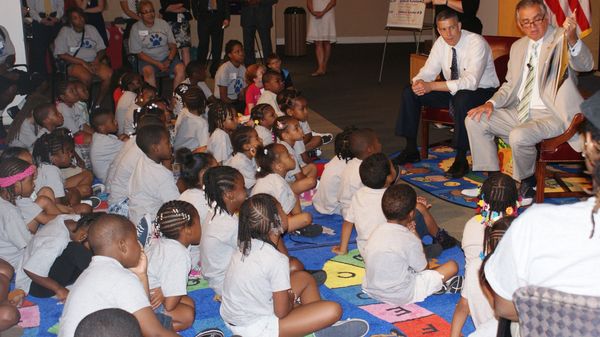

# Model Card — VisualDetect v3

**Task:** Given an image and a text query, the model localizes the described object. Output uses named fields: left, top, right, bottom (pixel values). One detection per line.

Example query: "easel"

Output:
left=378, top=1, right=435, bottom=83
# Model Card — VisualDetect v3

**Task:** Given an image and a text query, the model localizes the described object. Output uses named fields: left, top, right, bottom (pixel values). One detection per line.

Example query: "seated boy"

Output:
left=10, top=103, right=65, bottom=152
left=256, top=70, right=284, bottom=116
left=58, top=214, right=179, bottom=337
left=90, top=109, right=127, bottom=182
left=362, top=184, right=463, bottom=305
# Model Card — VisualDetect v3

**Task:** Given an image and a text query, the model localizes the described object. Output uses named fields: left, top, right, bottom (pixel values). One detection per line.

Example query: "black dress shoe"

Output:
left=392, top=151, right=420, bottom=166
left=445, top=158, right=469, bottom=178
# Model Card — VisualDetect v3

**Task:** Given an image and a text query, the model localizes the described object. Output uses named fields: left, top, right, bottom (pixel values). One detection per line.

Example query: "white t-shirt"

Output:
left=251, top=173, right=296, bottom=214
left=226, top=152, right=257, bottom=189
left=362, top=222, right=427, bottom=305
left=207, top=128, right=233, bottom=164
left=462, top=215, right=495, bottom=329
left=57, top=102, right=88, bottom=134
left=213, top=61, right=246, bottom=100
left=278, top=141, right=301, bottom=182
left=115, top=91, right=137, bottom=135
left=0, top=25, right=16, bottom=64
left=0, top=198, right=31, bottom=269
left=54, top=25, right=106, bottom=63
left=16, top=214, right=80, bottom=292
left=299, top=120, right=312, bottom=134
left=173, top=79, right=212, bottom=117
left=220, top=239, right=290, bottom=326
left=179, top=188, right=210, bottom=226
left=255, top=125, right=273, bottom=146
left=256, top=90, right=283, bottom=116
left=313, top=156, right=347, bottom=215
left=35, top=163, right=65, bottom=198
left=338, top=158, right=363, bottom=220
left=199, top=210, right=238, bottom=295
left=485, top=198, right=600, bottom=300
left=58, top=256, right=150, bottom=337
left=123, top=103, right=140, bottom=136
left=91, top=133, right=124, bottom=183
left=127, top=155, right=180, bottom=226
left=10, top=118, right=46, bottom=152
left=146, top=237, right=191, bottom=297
left=346, top=186, right=387, bottom=255
left=173, top=108, right=209, bottom=151
left=106, top=137, right=143, bottom=205
left=15, top=197, right=43, bottom=225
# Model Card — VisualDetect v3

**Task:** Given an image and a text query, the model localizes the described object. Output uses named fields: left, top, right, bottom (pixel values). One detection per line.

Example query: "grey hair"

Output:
left=515, top=0, right=548, bottom=21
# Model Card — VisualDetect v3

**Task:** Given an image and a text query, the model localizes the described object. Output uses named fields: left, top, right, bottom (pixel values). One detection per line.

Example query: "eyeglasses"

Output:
left=519, top=14, right=546, bottom=28
left=140, top=10, right=155, bottom=15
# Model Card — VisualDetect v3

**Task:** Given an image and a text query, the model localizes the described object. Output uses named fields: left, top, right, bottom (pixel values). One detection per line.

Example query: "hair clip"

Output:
left=254, top=119, right=259, bottom=125
left=256, top=166, right=261, bottom=172
left=276, top=121, right=285, bottom=130
left=210, top=200, right=217, bottom=209
left=179, top=86, right=188, bottom=94
left=263, top=148, right=268, bottom=155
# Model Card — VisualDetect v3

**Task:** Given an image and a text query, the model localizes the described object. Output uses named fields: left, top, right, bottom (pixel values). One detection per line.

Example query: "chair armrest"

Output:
left=539, top=113, right=584, bottom=153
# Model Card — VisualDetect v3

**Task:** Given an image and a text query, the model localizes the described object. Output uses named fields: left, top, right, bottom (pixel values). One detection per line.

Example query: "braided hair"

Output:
left=182, top=86, right=206, bottom=113
left=255, top=143, right=281, bottom=178
left=207, top=100, right=236, bottom=134
left=250, top=104, right=275, bottom=126
left=482, top=216, right=515, bottom=256
left=273, top=116, right=296, bottom=140
left=0, top=158, right=31, bottom=204
left=32, top=128, right=74, bottom=165
left=335, top=126, right=357, bottom=162
left=156, top=200, right=199, bottom=240
left=74, top=212, right=104, bottom=234
left=477, top=172, right=518, bottom=225
left=231, top=125, right=256, bottom=155
left=238, top=194, right=283, bottom=256
left=175, top=148, right=216, bottom=189
left=276, top=89, right=301, bottom=112
left=203, top=166, right=243, bottom=216
left=0, top=147, right=30, bottom=162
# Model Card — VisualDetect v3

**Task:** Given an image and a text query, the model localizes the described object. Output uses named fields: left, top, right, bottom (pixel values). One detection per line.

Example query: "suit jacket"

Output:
left=240, top=0, right=277, bottom=28
left=192, top=0, right=230, bottom=21
left=490, top=26, right=594, bottom=151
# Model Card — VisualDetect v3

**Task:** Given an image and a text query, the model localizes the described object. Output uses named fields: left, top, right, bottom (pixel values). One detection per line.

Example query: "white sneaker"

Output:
left=461, top=187, right=480, bottom=197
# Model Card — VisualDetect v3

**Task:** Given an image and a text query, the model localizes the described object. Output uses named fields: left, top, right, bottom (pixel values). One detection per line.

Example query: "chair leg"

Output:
left=535, top=160, right=545, bottom=203
left=420, top=119, right=429, bottom=160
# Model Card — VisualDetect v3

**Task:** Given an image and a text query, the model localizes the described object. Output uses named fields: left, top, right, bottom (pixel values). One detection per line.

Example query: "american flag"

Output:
left=544, top=0, right=592, bottom=38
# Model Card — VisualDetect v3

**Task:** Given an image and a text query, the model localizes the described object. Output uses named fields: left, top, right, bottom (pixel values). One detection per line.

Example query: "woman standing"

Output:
left=160, top=0, right=192, bottom=65
left=427, top=0, right=482, bottom=34
left=75, top=0, right=108, bottom=46
left=306, top=0, right=336, bottom=77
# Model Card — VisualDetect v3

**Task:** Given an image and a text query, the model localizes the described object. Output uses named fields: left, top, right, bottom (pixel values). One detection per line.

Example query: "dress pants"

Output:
left=30, top=21, right=60, bottom=76
left=465, top=107, right=564, bottom=181
left=197, top=12, right=225, bottom=77
left=242, top=24, right=272, bottom=65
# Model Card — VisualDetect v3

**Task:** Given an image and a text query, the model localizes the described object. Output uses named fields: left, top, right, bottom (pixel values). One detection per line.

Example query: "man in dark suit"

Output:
left=240, top=0, right=277, bottom=65
left=193, top=0, right=230, bottom=77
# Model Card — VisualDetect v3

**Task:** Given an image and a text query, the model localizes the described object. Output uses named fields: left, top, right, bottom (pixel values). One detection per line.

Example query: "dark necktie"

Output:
left=448, top=47, right=459, bottom=117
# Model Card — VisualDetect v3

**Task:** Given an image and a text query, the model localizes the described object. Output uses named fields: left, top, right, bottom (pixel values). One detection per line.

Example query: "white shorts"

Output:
left=410, top=269, right=444, bottom=303
left=15, top=197, right=43, bottom=225
left=225, top=315, right=279, bottom=337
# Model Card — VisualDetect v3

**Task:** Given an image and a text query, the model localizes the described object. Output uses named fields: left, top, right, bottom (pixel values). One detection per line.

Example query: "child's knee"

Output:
left=35, top=195, right=53, bottom=210
left=73, top=203, right=93, bottom=214
left=289, top=257, right=305, bottom=272
left=37, top=186, right=56, bottom=200
left=0, top=304, right=20, bottom=330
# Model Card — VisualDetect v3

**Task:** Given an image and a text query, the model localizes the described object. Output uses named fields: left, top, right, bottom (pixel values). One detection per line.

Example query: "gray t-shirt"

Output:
left=0, top=25, right=15, bottom=65
left=214, top=61, right=246, bottom=100
left=129, top=19, right=175, bottom=61
left=54, top=25, right=106, bottom=63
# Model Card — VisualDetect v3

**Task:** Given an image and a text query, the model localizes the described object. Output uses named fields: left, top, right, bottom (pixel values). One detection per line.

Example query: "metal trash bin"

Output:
left=284, top=7, right=307, bottom=56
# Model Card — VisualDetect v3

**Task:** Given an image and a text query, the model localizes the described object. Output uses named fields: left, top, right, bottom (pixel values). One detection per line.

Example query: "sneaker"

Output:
left=92, top=183, right=105, bottom=195
left=194, top=328, right=225, bottom=337
left=137, top=214, right=156, bottom=247
left=314, top=318, right=369, bottom=337
left=434, top=275, right=464, bottom=295
left=294, top=223, right=323, bottom=237
left=307, top=269, right=327, bottom=286
left=89, top=196, right=101, bottom=209
left=321, top=133, right=333, bottom=145
left=461, top=187, right=480, bottom=197
left=434, top=229, right=459, bottom=249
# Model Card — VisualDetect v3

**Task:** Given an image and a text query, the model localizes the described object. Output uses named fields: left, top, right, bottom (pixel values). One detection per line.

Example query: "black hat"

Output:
left=581, top=90, right=600, bottom=129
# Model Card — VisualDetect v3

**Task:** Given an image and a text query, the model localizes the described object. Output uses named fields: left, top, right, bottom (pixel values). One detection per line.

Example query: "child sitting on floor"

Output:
left=122, top=83, right=157, bottom=136
left=450, top=173, right=519, bottom=337
left=214, top=40, right=246, bottom=113
left=173, top=86, right=209, bottom=152
left=257, top=70, right=285, bottom=116
left=115, top=72, right=142, bottom=131
left=265, top=53, right=294, bottom=90
left=207, top=101, right=237, bottom=164
left=362, top=184, right=463, bottom=305
left=173, top=61, right=215, bottom=116
left=90, top=109, right=127, bottom=183
left=0, top=259, right=19, bottom=331
left=220, top=193, right=370, bottom=337
left=176, top=148, right=217, bottom=221
left=9, top=103, right=65, bottom=152
left=127, top=124, right=180, bottom=243
left=251, top=104, right=277, bottom=146
left=252, top=143, right=316, bottom=235
left=200, top=166, right=247, bottom=296
left=146, top=201, right=200, bottom=331
left=227, top=125, right=262, bottom=190
left=56, top=81, right=93, bottom=143
left=58, top=214, right=180, bottom=337
left=313, top=127, right=356, bottom=215
left=244, top=64, right=266, bottom=116
left=274, top=116, right=317, bottom=194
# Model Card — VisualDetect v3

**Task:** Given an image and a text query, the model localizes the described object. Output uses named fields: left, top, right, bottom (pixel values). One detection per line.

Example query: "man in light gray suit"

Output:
left=465, top=0, right=593, bottom=201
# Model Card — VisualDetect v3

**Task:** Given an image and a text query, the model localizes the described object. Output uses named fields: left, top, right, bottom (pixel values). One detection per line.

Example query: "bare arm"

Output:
left=133, top=307, right=180, bottom=337
left=332, top=220, right=354, bottom=255
left=24, top=270, right=69, bottom=301
left=76, top=0, right=106, bottom=13
left=273, top=289, right=293, bottom=318
left=120, top=0, right=141, bottom=20
left=493, top=293, right=519, bottom=321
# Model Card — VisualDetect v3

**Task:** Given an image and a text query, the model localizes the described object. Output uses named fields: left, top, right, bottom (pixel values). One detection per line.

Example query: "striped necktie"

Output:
left=517, top=42, right=539, bottom=124
left=44, top=0, right=53, bottom=15
left=448, top=47, right=459, bottom=117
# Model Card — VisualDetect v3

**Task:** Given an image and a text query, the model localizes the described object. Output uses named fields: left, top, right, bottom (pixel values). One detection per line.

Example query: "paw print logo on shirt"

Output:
left=149, top=34, right=162, bottom=47
left=82, top=39, right=93, bottom=49
left=234, top=78, right=244, bottom=94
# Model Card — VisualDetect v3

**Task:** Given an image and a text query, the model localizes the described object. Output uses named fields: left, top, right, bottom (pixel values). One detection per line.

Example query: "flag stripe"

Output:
left=544, top=0, right=591, bottom=34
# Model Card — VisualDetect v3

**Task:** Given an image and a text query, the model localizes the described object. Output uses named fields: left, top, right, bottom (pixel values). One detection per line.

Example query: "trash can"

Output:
left=284, top=7, right=307, bottom=56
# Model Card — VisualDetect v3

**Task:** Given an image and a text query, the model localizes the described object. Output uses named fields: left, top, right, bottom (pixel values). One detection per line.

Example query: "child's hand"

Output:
left=150, top=288, right=165, bottom=309
left=407, top=220, right=419, bottom=237
left=129, top=245, right=148, bottom=276
left=55, top=287, right=69, bottom=302
left=331, top=245, right=347, bottom=255
left=417, top=196, right=432, bottom=209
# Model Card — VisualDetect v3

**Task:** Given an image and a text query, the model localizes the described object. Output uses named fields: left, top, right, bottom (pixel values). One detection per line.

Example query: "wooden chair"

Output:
left=419, top=35, right=519, bottom=159
left=534, top=113, right=588, bottom=203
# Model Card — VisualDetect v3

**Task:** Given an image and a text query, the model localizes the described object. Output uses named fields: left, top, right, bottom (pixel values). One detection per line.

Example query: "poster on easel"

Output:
left=386, top=0, right=426, bottom=29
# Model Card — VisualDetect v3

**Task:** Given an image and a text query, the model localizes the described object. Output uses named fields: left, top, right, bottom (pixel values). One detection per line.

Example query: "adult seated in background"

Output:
left=427, top=0, right=482, bottom=34
left=482, top=91, right=600, bottom=323
left=192, top=0, right=230, bottom=78
left=74, top=0, right=108, bottom=46
left=54, top=7, right=113, bottom=107
left=0, top=25, right=16, bottom=75
left=27, top=0, right=64, bottom=76
left=128, top=0, right=185, bottom=89
left=240, top=0, right=277, bottom=65
left=466, top=0, right=594, bottom=200
left=393, top=9, right=499, bottom=178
